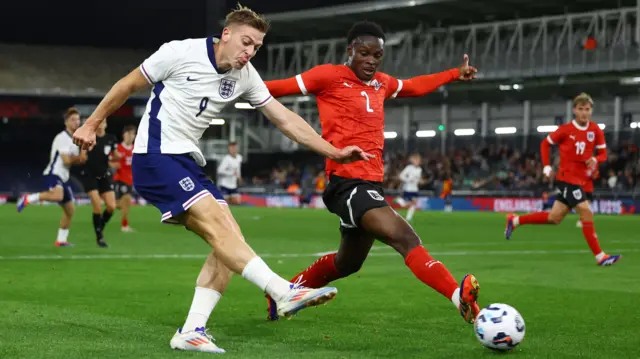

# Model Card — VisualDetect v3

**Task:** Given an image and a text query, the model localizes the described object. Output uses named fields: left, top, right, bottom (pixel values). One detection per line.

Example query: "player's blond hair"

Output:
left=573, top=92, right=594, bottom=107
left=63, top=107, right=80, bottom=120
left=225, top=3, right=269, bottom=33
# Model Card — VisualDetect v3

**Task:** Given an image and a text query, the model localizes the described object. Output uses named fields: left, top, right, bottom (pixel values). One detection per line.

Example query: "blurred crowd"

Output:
left=247, top=141, right=639, bottom=195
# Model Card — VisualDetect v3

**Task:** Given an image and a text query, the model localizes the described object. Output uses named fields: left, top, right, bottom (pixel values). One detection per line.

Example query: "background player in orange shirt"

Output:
left=264, top=21, right=482, bottom=324
left=112, top=125, right=136, bottom=232
left=440, top=174, right=453, bottom=213
left=505, top=93, right=620, bottom=266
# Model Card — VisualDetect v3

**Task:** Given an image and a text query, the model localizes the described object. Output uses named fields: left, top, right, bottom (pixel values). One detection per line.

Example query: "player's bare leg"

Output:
left=17, top=186, right=64, bottom=212
left=88, top=190, right=108, bottom=248
left=574, top=201, right=621, bottom=266
left=505, top=200, right=569, bottom=239
left=54, top=201, right=75, bottom=247
left=576, top=200, right=590, bottom=228
left=179, top=196, right=338, bottom=317
left=118, top=194, right=133, bottom=232
left=267, top=229, right=375, bottom=320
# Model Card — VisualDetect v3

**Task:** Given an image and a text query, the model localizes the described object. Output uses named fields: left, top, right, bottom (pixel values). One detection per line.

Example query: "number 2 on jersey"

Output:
left=360, top=91, right=374, bottom=113
left=196, top=97, right=209, bottom=117
left=575, top=141, right=586, bottom=155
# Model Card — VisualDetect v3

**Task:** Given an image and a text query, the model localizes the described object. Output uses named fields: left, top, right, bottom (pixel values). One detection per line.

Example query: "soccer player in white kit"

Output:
left=72, top=5, right=374, bottom=353
left=217, top=141, right=243, bottom=205
left=395, top=153, right=423, bottom=222
left=17, top=107, right=87, bottom=246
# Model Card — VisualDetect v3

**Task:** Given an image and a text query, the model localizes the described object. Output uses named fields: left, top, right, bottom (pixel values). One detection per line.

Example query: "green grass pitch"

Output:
left=0, top=205, right=637, bottom=358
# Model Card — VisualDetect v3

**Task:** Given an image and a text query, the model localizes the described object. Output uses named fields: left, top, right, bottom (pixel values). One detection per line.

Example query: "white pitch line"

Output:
left=0, top=248, right=636, bottom=261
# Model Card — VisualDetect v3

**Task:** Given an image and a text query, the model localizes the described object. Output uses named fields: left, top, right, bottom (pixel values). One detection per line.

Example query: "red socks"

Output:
left=405, top=246, right=458, bottom=300
left=581, top=221, right=603, bottom=256
left=518, top=212, right=550, bottom=225
left=122, top=218, right=128, bottom=228
left=290, top=253, right=342, bottom=288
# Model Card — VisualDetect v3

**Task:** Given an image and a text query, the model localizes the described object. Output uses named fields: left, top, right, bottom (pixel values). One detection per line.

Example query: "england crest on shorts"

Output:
left=587, top=131, right=595, bottom=142
left=179, top=177, right=195, bottom=192
left=219, top=79, right=236, bottom=99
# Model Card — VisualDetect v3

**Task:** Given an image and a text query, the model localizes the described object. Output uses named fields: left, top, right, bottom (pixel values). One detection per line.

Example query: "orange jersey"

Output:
left=545, top=121, right=606, bottom=186
left=113, top=143, right=134, bottom=185
left=266, top=64, right=459, bottom=182
left=314, top=175, right=326, bottom=191
left=440, top=179, right=452, bottom=198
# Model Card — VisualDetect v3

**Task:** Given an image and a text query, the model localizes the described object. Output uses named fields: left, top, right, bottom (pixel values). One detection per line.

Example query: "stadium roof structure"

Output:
left=257, top=0, right=638, bottom=42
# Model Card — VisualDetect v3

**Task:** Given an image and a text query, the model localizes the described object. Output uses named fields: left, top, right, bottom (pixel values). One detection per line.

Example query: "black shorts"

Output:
left=115, top=181, right=133, bottom=199
left=555, top=181, right=587, bottom=208
left=80, top=175, right=114, bottom=194
left=323, top=175, right=389, bottom=230
left=585, top=192, right=594, bottom=202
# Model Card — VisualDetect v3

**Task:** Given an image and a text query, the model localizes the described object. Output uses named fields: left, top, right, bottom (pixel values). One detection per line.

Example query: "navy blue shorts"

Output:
left=403, top=191, right=419, bottom=201
left=132, top=153, right=225, bottom=223
left=43, top=175, right=74, bottom=204
left=219, top=186, right=239, bottom=196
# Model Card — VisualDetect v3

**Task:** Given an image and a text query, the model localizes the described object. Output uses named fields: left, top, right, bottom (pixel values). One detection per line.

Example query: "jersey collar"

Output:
left=206, top=36, right=229, bottom=74
left=571, top=120, right=589, bottom=131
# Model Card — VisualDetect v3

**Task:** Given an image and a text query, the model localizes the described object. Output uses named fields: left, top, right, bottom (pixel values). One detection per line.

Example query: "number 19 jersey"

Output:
left=546, top=120, right=606, bottom=186
left=134, top=36, right=272, bottom=166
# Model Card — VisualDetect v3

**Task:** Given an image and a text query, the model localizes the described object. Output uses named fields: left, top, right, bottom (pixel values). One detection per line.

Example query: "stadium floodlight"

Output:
left=416, top=130, right=436, bottom=138
left=494, top=127, right=517, bottom=134
left=598, top=123, right=606, bottom=130
left=537, top=125, right=558, bottom=133
left=234, top=102, right=255, bottom=110
left=631, top=122, right=638, bottom=129
left=454, top=128, right=475, bottom=136
left=384, top=131, right=398, bottom=139
left=210, top=119, right=225, bottom=125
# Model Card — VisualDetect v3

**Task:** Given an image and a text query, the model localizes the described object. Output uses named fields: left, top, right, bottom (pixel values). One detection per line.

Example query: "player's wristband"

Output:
left=543, top=165, right=553, bottom=177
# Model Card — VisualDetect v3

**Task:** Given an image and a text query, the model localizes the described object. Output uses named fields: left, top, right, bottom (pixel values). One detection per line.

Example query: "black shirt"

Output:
left=81, top=133, right=118, bottom=177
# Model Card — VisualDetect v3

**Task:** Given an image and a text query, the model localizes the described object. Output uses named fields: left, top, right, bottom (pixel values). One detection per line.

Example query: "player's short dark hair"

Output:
left=63, top=107, right=80, bottom=120
left=225, top=3, right=270, bottom=33
left=123, top=125, right=137, bottom=134
left=346, top=21, right=386, bottom=44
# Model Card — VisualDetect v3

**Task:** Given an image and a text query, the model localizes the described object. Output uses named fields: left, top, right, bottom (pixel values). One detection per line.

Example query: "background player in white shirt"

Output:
left=394, top=153, right=424, bottom=222
left=217, top=141, right=243, bottom=205
left=17, top=107, right=87, bottom=246
left=72, top=5, right=374, bottom=354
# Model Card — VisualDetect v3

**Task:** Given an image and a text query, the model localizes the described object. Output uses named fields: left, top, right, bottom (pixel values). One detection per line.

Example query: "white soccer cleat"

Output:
left=170, top=327, right=225, bottom=353
left=276, top=282, right=338, bottom=319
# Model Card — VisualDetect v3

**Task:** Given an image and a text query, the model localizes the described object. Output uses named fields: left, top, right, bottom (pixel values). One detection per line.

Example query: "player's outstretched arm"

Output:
left=264, top=77, right=303, bottom=98
left=394, top=55, right=477, bottom=98
left=73, top=69, right=151, bottom=150
left=259, top=99, right=375, bottom=164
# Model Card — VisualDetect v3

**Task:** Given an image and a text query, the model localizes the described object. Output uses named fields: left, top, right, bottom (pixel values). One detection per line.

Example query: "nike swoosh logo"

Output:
left=187, top=77, right=199, bottom=82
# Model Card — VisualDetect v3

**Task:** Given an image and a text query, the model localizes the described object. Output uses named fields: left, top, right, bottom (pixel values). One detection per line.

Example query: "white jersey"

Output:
left=217, top=154, right=243, bottom=189
left=399, top=164, right=422, bottom=192
left=134, top=37, right=273, bottom=166
left=43, top=130, right=80, bottom=182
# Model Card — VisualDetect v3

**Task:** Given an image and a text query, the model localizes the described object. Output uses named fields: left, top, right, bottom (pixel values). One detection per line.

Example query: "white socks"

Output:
left=182, top=287, right=222, bottom=332
left=57, top=228, right=69, bottom=243
left=407, top=205, right=416, bottom=221
left=595, top=252, right=606, bottom=262
left=27, top=193, right=40, bottom=203
left=451, top=287, right=461, bottom=308
left=241, top=256, right=291, bottom=302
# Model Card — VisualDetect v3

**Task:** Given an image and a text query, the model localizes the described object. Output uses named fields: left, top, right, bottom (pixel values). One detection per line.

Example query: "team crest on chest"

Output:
left=586, top=131, right=595, bottom=142
left=370, top=79, right=382, bottom=91
left=219, top=79, right=236, bottom=99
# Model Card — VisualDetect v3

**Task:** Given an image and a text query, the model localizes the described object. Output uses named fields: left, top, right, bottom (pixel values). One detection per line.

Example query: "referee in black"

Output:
left=78, top=120, right=119, bottom=248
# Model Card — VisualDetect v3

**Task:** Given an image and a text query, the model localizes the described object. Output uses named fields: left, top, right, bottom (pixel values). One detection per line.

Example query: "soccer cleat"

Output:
left=54, top=241, right=73, bottom=247
left=266, top=294, right=279, bottom=321
left=576, top=220, right=583, bottom=228
left=597, top=254, right=621, bottom=266
left=121, top=226, right=135, bottom=233
left=275, top=279, right=338, bottom=319
left=504, top=213, right=517, bottom=240
left=170, top=327, right=225, bottom=353
left=458, top=274, right=480, bottom=324
left=17, top=195, right=29, bottom=213
left=97, top=239, right=109, bottom=248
